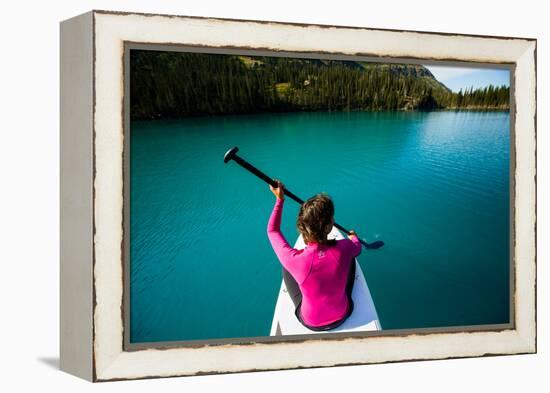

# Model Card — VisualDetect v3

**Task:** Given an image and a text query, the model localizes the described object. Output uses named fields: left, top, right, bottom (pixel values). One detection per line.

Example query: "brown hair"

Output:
left=297, top=193, right=335, bottom=245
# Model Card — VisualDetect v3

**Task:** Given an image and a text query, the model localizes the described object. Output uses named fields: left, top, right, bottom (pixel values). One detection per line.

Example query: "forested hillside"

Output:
left=130, top=50, right=510, bottom=120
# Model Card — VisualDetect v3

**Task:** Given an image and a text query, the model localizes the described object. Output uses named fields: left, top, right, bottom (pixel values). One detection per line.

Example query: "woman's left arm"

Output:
left=347, top=230, right=363, bottom=257
left=267, top=181, right=292, bottom=254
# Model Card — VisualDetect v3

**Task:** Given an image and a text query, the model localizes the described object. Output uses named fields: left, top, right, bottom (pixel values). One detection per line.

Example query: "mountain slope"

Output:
left=130, top=51, right=508, bottom=120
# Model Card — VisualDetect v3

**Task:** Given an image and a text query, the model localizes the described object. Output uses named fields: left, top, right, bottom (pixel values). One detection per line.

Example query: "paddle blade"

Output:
left=364, top=240, right=385, bottom=250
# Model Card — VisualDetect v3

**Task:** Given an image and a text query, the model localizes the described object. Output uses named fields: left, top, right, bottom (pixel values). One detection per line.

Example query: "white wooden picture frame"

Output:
left=60, top=10, right=536, bottom=382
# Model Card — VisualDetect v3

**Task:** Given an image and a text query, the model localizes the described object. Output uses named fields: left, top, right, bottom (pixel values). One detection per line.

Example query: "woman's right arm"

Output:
left=347, top=230, right=362, bottom=257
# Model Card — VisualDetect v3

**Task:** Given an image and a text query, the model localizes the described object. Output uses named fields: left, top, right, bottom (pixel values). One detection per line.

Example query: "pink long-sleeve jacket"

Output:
left=267, top=198, right=362, bottom=327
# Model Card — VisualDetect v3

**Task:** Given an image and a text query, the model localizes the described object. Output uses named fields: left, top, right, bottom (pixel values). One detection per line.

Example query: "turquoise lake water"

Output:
left=130, top=110, right=510, bottom=343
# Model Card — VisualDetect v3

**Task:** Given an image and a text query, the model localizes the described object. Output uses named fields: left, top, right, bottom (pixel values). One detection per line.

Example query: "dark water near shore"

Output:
left=130, top=110, right=510, bottom=343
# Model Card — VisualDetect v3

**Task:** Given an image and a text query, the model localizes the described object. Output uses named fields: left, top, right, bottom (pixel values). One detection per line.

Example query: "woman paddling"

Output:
left=267, top=180, right=362, bottom=331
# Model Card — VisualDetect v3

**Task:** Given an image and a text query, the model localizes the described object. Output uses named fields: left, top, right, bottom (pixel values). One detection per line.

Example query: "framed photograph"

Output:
left=60, top=10, right=537, bottom=382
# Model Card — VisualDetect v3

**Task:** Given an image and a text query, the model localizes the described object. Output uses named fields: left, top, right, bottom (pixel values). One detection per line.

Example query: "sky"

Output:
left=424, top=65, right=510, bottom=93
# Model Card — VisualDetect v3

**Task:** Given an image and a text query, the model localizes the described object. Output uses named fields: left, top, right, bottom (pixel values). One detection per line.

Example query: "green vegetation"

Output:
left=130, top=50, right=510, bottom=120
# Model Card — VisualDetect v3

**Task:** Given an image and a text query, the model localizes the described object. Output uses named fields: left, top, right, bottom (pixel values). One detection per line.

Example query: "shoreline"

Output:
left=131, top=107, right=511, bottom=122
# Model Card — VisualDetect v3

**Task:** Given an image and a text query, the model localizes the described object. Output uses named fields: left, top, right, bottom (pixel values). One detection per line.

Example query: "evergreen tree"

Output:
left=130, top=51, right=510, bottom=120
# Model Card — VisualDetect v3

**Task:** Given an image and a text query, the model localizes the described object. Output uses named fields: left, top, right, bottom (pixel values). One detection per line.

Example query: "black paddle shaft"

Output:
left=223, top=146, right=384, bottom=250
